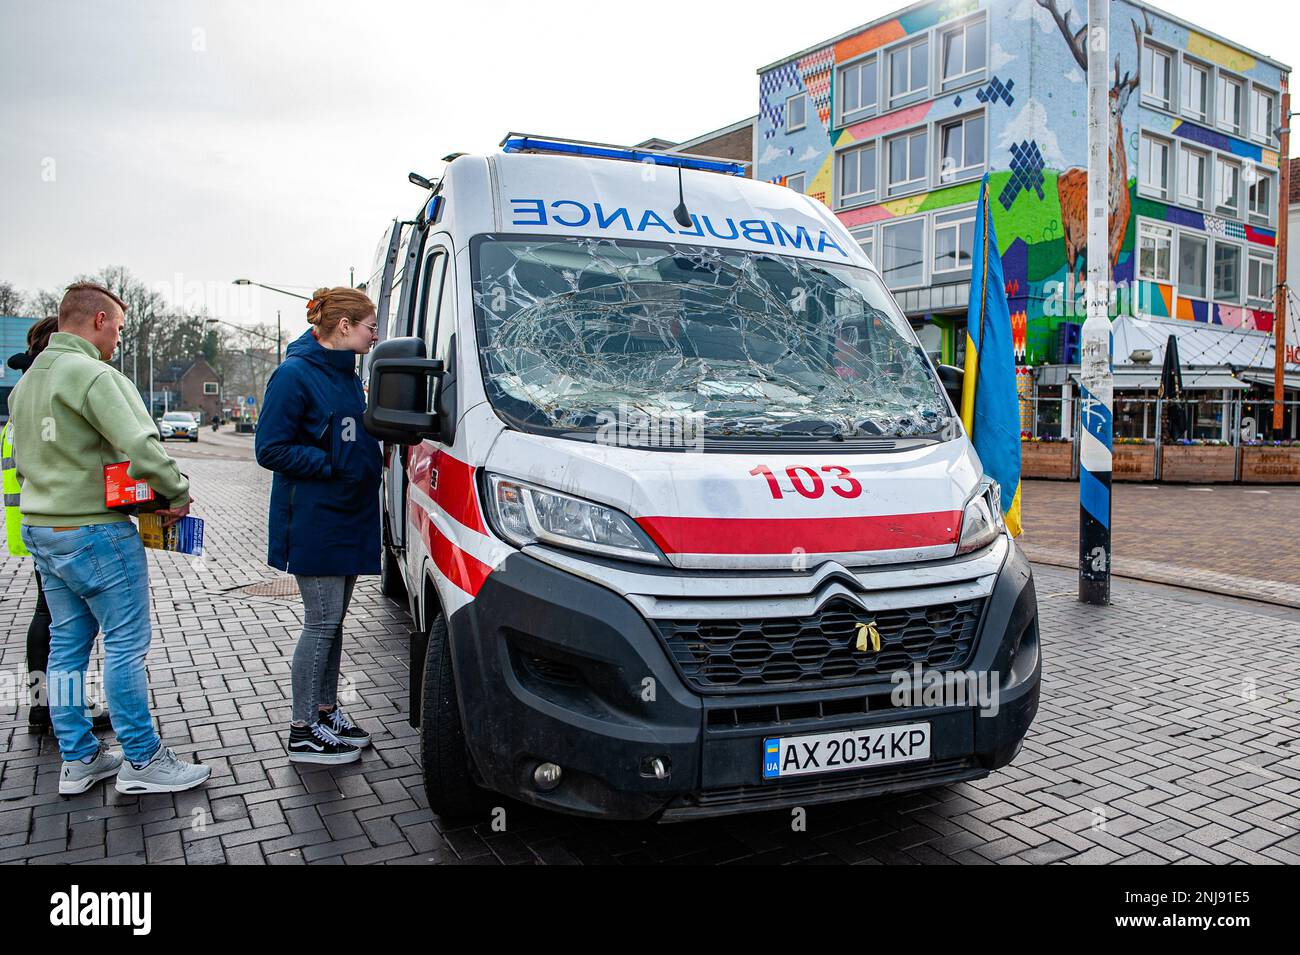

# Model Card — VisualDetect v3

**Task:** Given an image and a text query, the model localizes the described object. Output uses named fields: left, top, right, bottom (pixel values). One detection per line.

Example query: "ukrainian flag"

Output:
left=960, top=174, right=1022, bottom=537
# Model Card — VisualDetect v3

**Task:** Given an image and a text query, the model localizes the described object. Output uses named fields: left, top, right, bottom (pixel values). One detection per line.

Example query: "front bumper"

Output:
left=447, top=541, right=1040, bottom=821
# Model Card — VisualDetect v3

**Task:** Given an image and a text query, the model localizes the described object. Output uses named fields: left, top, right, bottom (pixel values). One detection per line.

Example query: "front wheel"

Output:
left=421, top=613, right=488, bottom=823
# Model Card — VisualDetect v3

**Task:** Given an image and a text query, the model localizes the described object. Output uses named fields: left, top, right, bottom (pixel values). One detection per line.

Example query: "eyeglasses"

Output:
left=349, top=319, right=379, bottom=335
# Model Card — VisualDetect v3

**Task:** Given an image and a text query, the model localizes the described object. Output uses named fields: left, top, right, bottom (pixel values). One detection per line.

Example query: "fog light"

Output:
left=533, top=762, right=563, bottom=791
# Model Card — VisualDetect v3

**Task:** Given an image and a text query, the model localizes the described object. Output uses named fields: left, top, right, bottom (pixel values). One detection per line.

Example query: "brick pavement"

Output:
left=1, top=434, right=1298, bottom=864
left=1019, top=479, right=1300, bottom=607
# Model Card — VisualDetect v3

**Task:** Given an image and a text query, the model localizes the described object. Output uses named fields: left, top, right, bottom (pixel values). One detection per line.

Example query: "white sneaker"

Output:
left=59, top=744, right=124, bottom=795
left=114, top=745, right=212, bottom=794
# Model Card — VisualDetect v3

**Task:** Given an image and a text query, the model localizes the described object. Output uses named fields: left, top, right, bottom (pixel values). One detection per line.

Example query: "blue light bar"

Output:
left=500, top=135, right=747, bottom=177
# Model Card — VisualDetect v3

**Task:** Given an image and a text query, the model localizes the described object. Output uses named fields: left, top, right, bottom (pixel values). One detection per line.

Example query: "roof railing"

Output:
left=499, top=132, right=748, bottom=176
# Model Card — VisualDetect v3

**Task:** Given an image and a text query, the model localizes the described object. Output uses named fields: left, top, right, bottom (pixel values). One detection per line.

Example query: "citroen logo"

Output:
left=854, top=620, right=881, bottom=653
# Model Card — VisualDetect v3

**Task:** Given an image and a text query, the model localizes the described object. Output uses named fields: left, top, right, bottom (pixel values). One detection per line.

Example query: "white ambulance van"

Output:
left=362, top=134, right=1040, bottom=821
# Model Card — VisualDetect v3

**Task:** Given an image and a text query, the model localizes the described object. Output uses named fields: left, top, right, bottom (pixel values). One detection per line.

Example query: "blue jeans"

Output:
left=22, top=522, right=162, bottom=763
left=292, top=575, right=357, bottom=724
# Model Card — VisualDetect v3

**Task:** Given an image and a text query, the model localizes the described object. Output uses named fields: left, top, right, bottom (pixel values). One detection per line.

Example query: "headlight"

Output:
left=956, top=481, right=1007, bottom=555
left=484, top=474, right=667, bottom=565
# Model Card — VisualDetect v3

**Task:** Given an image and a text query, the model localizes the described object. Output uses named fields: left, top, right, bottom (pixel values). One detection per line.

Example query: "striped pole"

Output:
left=1080, top=0, right=1113, bottom=605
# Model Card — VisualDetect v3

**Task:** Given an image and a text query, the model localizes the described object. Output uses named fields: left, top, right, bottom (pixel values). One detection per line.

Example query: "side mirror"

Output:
left=364, top=337, right=444, bottom=445
left=937, top=364, right=964, bottom=409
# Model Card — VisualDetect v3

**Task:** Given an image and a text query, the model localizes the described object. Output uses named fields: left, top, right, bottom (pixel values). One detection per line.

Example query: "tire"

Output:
left=380, top=541, right=406, bottom=600
left=421, top=612, right=489, bottom=823
left=189, top=436, right=198, bottom=442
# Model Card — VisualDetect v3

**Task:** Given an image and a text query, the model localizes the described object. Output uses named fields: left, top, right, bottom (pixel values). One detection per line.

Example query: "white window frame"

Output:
left=885, top=126, right=928, bottom=197
left=1178, top=144, right=1209, bottom=210
left=786, top=92, right=807, bottom=133
left=1247, top=252, right=1275, bottom=303
left=1177, top=231, right=1209, bottom=302
left=1141, top=40, right=1174, bottom=111
left=1136, top=219, right=1174, bottom=283
left=938, top=13, right=987, bottom=92
left=1179, top=57, right=1210, bottom=124
left=931, top=205, right=976, bottom=277
left=1215, top=72, right=1244, bottom=136
left=1247, top=168, right=1273, bottom=224
left=836, top=53, right=879, bottom=126
left=851, top=225, right=876, bottom=267
left=880, top=215, right=927, bottom=290
left=203, top=381, right=218, bottom=395
left=786, top=171, right=805, bottom=194
left=1249, top=84, right=1276, bottom=144
left=936, top=111, right=986, bottom=185
left=1139, top=133, right=1171, bottom=201
left=1213, top=156, right=1241, bottom=217
left=836, top=141, right=877, bottom=207
left=886, top=35, right=930, bottom=110
left=1211, top=238, right=1243, bottom=305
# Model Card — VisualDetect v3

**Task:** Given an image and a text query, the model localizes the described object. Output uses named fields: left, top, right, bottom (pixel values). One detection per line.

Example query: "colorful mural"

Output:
left=756, top=0, right=1287, bottom=365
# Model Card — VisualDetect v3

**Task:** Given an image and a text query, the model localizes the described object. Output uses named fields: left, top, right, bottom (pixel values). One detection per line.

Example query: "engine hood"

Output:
left=484, top=431, right=984, bottom=570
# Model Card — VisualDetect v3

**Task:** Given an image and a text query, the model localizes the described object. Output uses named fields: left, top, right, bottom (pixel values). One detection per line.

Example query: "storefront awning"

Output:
left=1238, top=370, right=1300, bottom=390
left=1059, top=367, right=1248, bottom=391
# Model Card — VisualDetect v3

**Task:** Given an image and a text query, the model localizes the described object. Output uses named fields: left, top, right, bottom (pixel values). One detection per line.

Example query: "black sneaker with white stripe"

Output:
left=286, top=720, right=360, bottom=765
left=319, top=707, right=371, bottom=748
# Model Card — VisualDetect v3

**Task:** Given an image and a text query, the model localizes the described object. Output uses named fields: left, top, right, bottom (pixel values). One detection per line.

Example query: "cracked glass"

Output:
left=472, top=235, right=951, bottom=440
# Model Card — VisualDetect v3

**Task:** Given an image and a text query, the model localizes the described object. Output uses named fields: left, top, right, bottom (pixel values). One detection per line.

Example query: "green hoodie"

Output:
left=6, top=331, right=190, bottom=526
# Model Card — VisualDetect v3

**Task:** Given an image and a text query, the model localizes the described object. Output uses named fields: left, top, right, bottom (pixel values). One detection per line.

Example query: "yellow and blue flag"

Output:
left=960, top=174, right=1022, bottom=537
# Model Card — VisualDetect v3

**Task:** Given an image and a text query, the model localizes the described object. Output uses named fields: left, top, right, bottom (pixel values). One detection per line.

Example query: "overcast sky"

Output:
left=1, top=0, right=1295, bottom=333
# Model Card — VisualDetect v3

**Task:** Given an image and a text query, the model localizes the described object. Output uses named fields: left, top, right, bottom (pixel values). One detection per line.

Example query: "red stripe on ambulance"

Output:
left=636, top=511, right=962, bottom=555
left=409, top=495, right=493, bottom=596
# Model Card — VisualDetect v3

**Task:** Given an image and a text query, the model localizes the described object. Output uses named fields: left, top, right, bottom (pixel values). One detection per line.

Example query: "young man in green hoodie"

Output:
left=7, top=282, right=211, bottom=795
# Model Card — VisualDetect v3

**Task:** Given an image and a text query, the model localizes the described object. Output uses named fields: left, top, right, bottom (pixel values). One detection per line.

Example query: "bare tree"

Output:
left=0, top=280, right=29, bottom=316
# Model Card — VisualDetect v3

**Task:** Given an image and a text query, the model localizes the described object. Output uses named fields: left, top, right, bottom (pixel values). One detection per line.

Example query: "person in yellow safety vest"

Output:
left=4, top=317, right=110, bottom=734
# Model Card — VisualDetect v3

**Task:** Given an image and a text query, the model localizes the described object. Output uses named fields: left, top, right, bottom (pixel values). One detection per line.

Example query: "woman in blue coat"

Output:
left=256, top=287, right=382, bottom=765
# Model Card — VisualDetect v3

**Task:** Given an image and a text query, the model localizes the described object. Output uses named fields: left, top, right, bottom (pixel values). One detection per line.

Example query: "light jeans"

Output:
left=292, top=575, right=357, bottom=725
left=22, top=522, right=162, bottom=763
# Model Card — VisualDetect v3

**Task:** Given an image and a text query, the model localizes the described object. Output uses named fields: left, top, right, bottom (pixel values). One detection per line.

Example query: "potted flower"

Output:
left=1020, top=432, right=1075, bottom=479
left=1239, top=439, right=1300, bottom=484
left=1159, top=438, right=1236, bottom=483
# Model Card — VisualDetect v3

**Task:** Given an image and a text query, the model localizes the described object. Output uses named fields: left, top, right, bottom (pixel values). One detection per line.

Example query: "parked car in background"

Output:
left=158, top=411, right=200, bottom=442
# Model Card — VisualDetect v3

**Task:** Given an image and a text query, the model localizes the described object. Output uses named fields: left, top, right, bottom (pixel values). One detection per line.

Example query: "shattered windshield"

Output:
left=471, top=235, right=950, bottom=440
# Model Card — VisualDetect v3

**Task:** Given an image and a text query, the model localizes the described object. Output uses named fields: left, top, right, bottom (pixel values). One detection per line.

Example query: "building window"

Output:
left=786, top=172, right=805, bottom=194
left=932, top=207, right=975, bottom=276
left=837, top=142, right=876, bottom=205
left=203, top=381, right=218, bottom=395
left=938, top=113, right=985, bottom=183
left=1216, top=75, right=1243, bottom=135
left=880, top=217, right=926, bottom=289
left=1213, top=158, right=1240, bottom=217
left=1178, top=145, right=1208, bottom=209
left=1137, top=221, right=1173, bottom=282
left=786, top=93, right=807, bottom=133
left=1212, top=241, right=1241, bottom=303
left=939, top=15, right=986, bottom=91
left=852, top=225, right=875, bottom=265
left=1247, top=169, right=1273, bottom=223
left=838, top=56, right=878, bottom=125
left=1247, top=253, right=1275, bottom=302
left=1250, top=86, right=1275, bottom=143
left=1180, top=59, right=1209, bottom=123
left=1139, top=134, right=1170, bottom=199
left=888, top=38, right=929, bottom=109
left=885, top=128, right=927, bottom=196
left=1178, top=233, right=1208, bottom=300
left=1142, top=42, right=1173, bottom=110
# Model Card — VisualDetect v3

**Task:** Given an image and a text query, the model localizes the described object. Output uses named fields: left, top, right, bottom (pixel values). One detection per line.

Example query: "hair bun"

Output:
left=306, top=287, right=330, bottom=324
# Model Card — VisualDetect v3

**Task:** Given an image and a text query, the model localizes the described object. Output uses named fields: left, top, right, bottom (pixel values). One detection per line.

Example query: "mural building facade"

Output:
left=755, top=0, right=1289, bottom=371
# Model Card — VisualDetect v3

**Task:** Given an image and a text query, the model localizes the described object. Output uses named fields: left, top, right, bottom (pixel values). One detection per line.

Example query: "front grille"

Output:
left=655, top=597, right=985, bottom=693
left=662, top=757, right=981, bottom=819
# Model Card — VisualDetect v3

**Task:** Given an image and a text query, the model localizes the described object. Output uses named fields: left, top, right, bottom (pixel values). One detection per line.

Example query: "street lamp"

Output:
left=205, top=316, right=282, bottom=365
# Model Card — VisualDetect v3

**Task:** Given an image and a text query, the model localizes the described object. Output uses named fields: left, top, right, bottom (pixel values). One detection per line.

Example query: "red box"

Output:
left=104, top=461, right=155, bottom=509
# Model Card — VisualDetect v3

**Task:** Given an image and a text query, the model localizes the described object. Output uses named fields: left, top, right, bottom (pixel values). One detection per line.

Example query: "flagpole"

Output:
left=1080, top=0, right=1114, bottom=605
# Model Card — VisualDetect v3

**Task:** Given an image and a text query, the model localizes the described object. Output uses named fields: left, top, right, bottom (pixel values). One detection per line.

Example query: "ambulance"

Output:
left=361, top=134, right=1040, bottom=821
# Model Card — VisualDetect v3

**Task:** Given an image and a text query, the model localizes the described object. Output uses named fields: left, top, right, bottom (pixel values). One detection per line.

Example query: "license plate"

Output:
left=762, top=722, right=931, bottom=780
